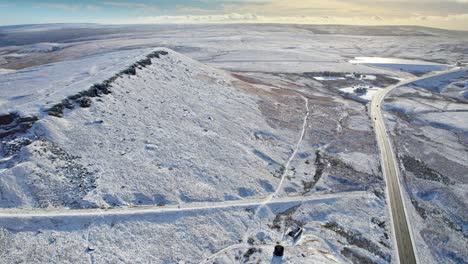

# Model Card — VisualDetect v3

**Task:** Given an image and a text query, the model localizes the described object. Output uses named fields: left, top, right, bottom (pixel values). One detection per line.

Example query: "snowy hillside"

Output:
left=1, top=48, right=304, bottom=208
left=0, top=48, right=153, bottom=116
left=0, top=47, right=393, bottom=263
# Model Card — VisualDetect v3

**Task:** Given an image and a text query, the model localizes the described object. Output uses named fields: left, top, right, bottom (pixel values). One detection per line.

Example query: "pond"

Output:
left=349, top=57, right=448, bottom=73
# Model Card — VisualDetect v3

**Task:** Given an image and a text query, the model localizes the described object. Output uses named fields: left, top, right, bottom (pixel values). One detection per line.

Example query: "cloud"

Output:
left=134, top=13, right=259, bottom=24
left=125, top=12, right=468, bottom=30
left=4, top=0, right=468, bottom=31
left=33, top=3, right=100, bottom=12
left=175, top=5, right=214, bottom=15
left=197, top=0, right=468, bottom=19
left=35, top=3, right=81, bottom=11
left=86, top=5, right=101, bottom=12
left=104, top=1, right=159, bottom=11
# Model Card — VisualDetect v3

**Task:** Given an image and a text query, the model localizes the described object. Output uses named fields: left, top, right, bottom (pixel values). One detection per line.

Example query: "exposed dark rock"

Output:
left=78, top=97, right=92, bottom=108
left=118, top=50, right=168, bottom=77
left=0, top=113, right=18, bottom=125
left=121, top=66, right=137, bottom=76
left=45, top=49, right=169, bottom=118
left=45, top=103, right=64, bottom=117
left=136, top=58, right=152, bottom=68
left=92, top=82, right=112, bottom=95
left=0, top=113, right=38, bottom=138
left=62, top=99, right=75, bottom=109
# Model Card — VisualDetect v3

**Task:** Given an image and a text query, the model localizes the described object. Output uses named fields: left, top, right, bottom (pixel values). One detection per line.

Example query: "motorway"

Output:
left=370, top=67, right=467, bottom=264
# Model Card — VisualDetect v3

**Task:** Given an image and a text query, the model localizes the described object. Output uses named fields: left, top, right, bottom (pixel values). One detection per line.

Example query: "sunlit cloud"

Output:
left=103, top=1, right=159, bottom=12
left=1, top=0, right=467, bottom=30
left=33, top=3, right=100, bottom=12
left=35, top=3, right=82, bottom=11
left=129, top=12, right=468, bottom=31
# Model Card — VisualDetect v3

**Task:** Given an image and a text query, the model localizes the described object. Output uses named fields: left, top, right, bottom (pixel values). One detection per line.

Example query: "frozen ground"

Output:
left=0, top=24, right=466, bottom=263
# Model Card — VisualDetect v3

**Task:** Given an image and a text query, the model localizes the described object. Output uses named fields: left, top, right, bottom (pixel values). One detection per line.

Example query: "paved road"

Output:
left=370, top=67, right=467, bottom=264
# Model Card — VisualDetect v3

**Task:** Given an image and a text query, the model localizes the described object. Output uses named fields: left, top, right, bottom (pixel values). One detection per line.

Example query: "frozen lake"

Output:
left=349, top=57, right=445, bottom=66
left=349, top=57, right=448, bottom=73
left=313, top=76, right=346, bottom=81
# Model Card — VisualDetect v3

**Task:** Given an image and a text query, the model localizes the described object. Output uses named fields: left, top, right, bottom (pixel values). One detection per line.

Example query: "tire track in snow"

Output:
left=271, top=96, right=310, bottom=200
left=0, top=191, right=366, bottom=219
left=240, top=94, right=309, bottom=246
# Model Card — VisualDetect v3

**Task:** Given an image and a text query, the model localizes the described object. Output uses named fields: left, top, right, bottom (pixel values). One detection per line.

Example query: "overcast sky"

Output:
left=0, top=0, right=467, bottom=30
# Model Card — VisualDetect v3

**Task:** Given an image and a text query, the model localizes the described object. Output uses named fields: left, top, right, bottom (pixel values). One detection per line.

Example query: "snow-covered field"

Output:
left=0, top=24, right=466, bottom=263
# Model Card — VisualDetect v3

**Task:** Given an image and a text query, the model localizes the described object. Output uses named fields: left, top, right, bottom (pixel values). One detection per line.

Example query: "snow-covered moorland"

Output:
left=0, top=47, right=392, bottom=263
left=0, top=23, right=466, bottom=263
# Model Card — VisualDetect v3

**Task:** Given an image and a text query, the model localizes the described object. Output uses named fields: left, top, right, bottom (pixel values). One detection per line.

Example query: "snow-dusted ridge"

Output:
left=0, top=49, right=170, bottom=136
left=44, top=49, right=169, bottom=118
left=0, top=47, right=306, bottom=210
left=0, top=50, right=170, bottom=157
left=0, top=48, right=154, bottom=117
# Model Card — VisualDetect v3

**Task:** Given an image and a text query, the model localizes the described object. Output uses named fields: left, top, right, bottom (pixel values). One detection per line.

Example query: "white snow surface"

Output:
left=1, top=49, right=301, bottom=208
left=0, top=195, right=390, bottom=264
left=340, top=86, right=383, bottom=101
left=3, top=23, right=459, bottom=262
